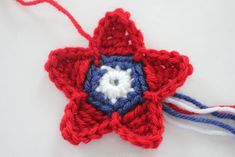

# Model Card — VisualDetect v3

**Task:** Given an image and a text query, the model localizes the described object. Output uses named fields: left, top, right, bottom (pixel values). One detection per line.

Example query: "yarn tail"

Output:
left=16, top=0, right=92, bottom=41
left=163, top=92, right=235, bottom=136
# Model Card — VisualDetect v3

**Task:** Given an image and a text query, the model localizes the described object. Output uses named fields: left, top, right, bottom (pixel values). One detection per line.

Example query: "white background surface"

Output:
left=0, top=0, right=235, bottom=157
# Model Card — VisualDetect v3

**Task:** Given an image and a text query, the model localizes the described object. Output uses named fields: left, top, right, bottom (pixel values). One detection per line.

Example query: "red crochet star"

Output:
left=45, top=9, right=193, bottom=148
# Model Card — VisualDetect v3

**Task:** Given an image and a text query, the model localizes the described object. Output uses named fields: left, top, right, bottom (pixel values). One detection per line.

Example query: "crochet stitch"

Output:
left=45, top=9, right=193, bottom=148
left=17, top=0, right=193, bottom=149
left=84, top=55, right=148, bottom=115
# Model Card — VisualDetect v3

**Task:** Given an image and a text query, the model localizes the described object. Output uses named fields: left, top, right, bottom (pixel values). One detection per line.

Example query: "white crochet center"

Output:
left=96, top=65, right=134, bottom=104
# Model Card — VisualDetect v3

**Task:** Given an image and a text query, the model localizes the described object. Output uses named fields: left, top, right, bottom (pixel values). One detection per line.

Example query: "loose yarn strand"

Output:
left=165, top=97, right=235, bottom=114
left=172, top=93, right=235, bottom=121
left=164, top=114, right=234, bottom=137
left=16, top=0, right=93, bottom=42
left=163, top=104, right=235, bottom=135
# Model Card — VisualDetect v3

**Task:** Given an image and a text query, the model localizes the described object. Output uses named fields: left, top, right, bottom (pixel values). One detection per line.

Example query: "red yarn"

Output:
left=17, top=0, right=193, bottom=149
left=16, top=0, right=92, bottom=41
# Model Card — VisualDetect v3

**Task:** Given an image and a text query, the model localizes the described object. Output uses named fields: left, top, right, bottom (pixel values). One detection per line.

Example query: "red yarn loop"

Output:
left=16, top=0, right=93, bottom=42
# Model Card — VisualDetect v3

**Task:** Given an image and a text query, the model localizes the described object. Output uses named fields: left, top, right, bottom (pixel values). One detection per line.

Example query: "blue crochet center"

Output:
left=84, top=55, right=148, bottom=116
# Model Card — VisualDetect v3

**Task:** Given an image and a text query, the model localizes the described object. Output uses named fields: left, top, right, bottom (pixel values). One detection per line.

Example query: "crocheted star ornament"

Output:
left=44, top=9, right=193, bottom=148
